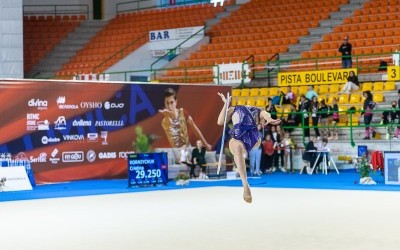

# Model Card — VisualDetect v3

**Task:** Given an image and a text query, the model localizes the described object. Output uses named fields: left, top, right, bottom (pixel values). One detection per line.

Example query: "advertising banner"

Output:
left=149, top=26, right=204, bottom=57
left=278, top=68, right=357, bottom=86
left=0, top=80, right=230, bottom=183
left=213, top=62, right=251, bottom=85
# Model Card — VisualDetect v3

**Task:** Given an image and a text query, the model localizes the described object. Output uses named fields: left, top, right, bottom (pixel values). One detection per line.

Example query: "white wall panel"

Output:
left=0, top=0, right=23, bottom=78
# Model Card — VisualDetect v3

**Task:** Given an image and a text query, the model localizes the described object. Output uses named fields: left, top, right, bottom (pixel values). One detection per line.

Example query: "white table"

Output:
left=310, top=151, right=339, bottom=175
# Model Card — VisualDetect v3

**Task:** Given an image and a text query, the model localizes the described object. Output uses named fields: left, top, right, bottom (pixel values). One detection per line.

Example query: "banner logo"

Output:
left=54, top=116, right=67, bottom=130
left=101, top=131, right=108, bottom=145
left=72, top=119, right=92, bottom=126
left=98, top=152, right=116, bottom=159
left=37, top=120, right=50, bottom=130
left=30, top=152, right=47, bottom=163
left=41, top=136, right=61, bottom=145
left=62, top=151, right=84, bottom=162
left=62, top=134, right=85, bottom=142
left=80, top=102, right=102, bottom=109
left=57, top=96, right=79, bottom=109
left=87, top=133, right=98, bottom=142
left=104, top=101, right=125, bottom=110
left=26, top=113, right=40, bottom=131
left=28, top=99, right=48, bottom=110
left=49, top=148, right=60, bottom=164
left=86, top=150, right=96, bottom=162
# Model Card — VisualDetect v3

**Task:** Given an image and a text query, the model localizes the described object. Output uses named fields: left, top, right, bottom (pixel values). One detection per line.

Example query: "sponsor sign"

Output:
left=213, top=62, right=251, bottom=85
left=278, top=68, right=357, bottom=86
left=149, top=26, right=204, bottom=57
left=0, top=167, right=32, bottom=191
left=62, top=151, right=84, bottom=162
left=28, top=98, right=48, bottom=110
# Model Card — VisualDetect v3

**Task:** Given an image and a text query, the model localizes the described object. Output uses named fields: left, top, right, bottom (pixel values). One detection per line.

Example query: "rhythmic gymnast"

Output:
left=217, top=93, right=281, bottom=203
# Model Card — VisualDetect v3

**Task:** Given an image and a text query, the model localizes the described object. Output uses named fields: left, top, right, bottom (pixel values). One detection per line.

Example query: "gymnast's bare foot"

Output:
left=243, top=184, right=252, bottom=203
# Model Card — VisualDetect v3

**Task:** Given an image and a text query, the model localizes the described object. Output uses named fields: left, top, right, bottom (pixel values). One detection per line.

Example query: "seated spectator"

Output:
left=192, top=140, right=207, bottom=179
left=266, top=98, right=278, bottom=120
left=302, top=137, right=317, bottom=174
left=378, top=59, right=388, bottom=71
left=340, top=70, right=359, bottom=94
left=283, top=104, right=300, bottom=132
left=305, top=85, right=318, bottom=101
left=281, top=86, right=296, bottom=105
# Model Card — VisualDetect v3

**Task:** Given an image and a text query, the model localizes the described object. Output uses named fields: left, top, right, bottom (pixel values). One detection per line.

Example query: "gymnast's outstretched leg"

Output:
left=229, top=139, right=252, bottom=203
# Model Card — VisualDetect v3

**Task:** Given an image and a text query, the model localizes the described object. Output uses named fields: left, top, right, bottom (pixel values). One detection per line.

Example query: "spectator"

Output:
left=249, top=124, right=263, bottom=176
left=262, top=134, right=275, bottom=173
left=329, top=97, right=339, bottom=140
left=179, top=145, right=195, bottom=178
left=192, top=140, right=207, bottom=178
left=270, top=126, right=284, bottom=172
left=283, top=103, right=300, bottom=132
left=395, top=89, right=400, bottom=139
left=318, top=99, right=331, bottom=139
left=302, top=137, right=318, bottom=174
left=266, top=98, right=278, bottom=120
left=281, top=86, right=296, bottom=104
left=282, top=131, right=293, bottom=171
left=276, top=125, right=285, bottom=170
left=316, top=138, right=331, bottom=171
left=340, top=71, right=359, bottom=94
left=305, top=85, right=318, bottom=100
left=381, top=100, right=400, bottom=139
left=311, top=96, right=321, bottom=140
left=299, top=95, right=311, bottom=140
left=381, top=101, right=398, bottom=125
left=378, top=59, right=388, bottom=71
left=360, top=91, right=376, bottom=140
left=338, top=36, right=352, bottom=68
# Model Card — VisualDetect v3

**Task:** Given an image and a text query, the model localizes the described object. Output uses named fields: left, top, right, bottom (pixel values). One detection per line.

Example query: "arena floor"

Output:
left=2, top=186, right=400, bottom=250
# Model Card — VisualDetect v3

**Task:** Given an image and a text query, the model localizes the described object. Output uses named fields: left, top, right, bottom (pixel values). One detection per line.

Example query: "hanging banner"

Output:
left=278, top=68, right=357, bottom=86
left=0, top=79, right=230, bottom=183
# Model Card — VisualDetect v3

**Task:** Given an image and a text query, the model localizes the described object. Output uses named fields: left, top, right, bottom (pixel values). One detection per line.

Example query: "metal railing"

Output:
left=150, top=27, right=205, bottom=80
left=23, top=4, right=89, bottom=17
left=116, top=0, right=212, bottom=14
left=279, top=108, right=400, bottom=148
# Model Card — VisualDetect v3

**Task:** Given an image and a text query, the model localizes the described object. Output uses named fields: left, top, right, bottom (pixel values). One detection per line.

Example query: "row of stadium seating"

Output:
left=23, top=17, right=82, bottom=73
left=159, top=0, right=346, bottom=82
left=232, top=81, right=396, bottom=98
left=299, top=0, right=400, bottom=71
left=233, top=92, right=385, bottom=107
left=55, top=3, right=226, bottom=78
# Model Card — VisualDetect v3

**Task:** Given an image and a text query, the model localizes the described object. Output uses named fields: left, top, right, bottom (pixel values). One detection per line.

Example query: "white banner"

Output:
left=149, top=26, right=204, bottom=57
left=213, top=62, right=251, bottom=85
left=0, top=166, right=33, bottom=192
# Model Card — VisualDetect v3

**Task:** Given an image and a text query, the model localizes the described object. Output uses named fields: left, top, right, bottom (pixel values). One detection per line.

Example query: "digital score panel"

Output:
left=128, top=153, right=168, bottom=187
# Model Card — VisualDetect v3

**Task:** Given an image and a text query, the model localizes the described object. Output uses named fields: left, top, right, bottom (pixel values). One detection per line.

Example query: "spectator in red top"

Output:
left=262, top=134, right=275, bottom=173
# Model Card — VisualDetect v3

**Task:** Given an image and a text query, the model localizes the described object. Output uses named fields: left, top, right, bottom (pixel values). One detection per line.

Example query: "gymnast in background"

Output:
left=217, top=93, right=280, bottom=203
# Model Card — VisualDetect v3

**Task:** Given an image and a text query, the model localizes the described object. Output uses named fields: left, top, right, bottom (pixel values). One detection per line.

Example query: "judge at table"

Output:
left=303, top=137, right=318, bottom=168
